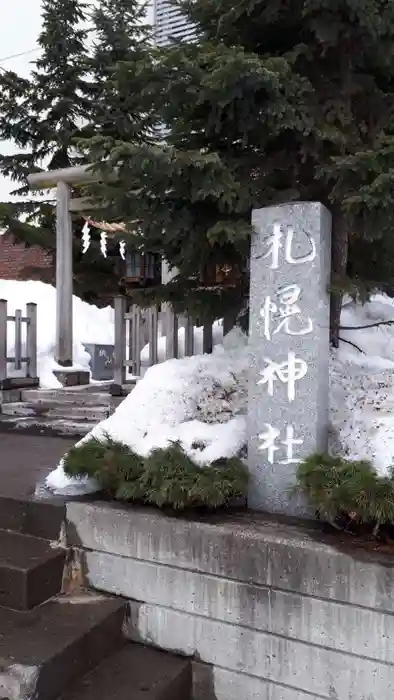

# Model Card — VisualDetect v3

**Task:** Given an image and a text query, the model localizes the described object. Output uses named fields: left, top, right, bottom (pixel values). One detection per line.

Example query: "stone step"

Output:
left=0, top=529, right=66, bottom=610
left=0, top=494, right=65, bottom=540
left=0, top=414, right=97, bottom=437
left=61, top=644, right=192, bottom=700
left=0, top=594, right=125, bottom=700
left=21, top=389, right=112, bottom=406
left=1, top=402, right=109, bottom=420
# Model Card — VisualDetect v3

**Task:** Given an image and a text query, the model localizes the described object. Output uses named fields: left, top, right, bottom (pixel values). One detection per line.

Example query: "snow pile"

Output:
left=331, top=294, right=394, bottom=477
left=46, top=327, right=249, bottom=493
left=46, top=291, right=394, bottom=495
left=0, top=280, right=114, bottom=388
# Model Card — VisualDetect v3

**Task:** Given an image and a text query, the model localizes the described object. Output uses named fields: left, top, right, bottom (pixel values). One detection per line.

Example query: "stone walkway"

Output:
left=0, top=433, right=75, bottom=498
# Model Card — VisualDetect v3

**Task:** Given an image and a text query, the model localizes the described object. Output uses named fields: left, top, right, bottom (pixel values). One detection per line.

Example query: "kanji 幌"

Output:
left=260, top=284, right=313, bottom=341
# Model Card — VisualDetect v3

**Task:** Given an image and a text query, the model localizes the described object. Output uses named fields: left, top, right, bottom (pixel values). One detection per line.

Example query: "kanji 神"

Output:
left=262, top=223, right=316, bottom=270
left=257, top=351, right=307, bottom=402
left=260, top=285, right=313, bottom=340
left=258, top=424, right=304, bottom=464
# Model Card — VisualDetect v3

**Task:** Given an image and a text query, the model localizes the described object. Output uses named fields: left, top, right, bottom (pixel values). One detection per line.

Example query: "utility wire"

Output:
left=0, top=47, right=40, bottom=65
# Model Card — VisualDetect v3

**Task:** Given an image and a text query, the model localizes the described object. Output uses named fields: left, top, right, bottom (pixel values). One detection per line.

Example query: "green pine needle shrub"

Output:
left=63, top=437, right=248, bottom=510
left=296, top=454, right=394, bottom=533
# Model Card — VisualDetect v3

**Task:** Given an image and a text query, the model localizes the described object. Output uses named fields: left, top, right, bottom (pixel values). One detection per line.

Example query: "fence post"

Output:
left=164, top=305, right=179, bottom=360
left=223, top=313, right=237, bottom=336
left=26, top=303, right=38, bottom=379
left=184, top=316, right=194, bottom=356
left=13, top=309, right=22, bottom=371
left=0, top=299, right=7, bottom=382
left=148, top=307, right=159, bottom=366
left=202, top=323, right=213, bottom=354
left=130, top=305, right=142, bottom=376
left=114, top=296, right=126, bottom=386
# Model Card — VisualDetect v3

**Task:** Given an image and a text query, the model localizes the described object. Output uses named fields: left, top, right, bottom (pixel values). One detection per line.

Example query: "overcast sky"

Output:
left=0, top=0, right=43, bottom=200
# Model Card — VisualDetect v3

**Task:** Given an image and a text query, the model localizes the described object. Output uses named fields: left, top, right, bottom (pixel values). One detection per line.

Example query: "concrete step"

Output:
left=61, top=644, right=192, bottom=700
left=0, top=529, right=66, bottom=610
left=0, top=594, right=125, bottom=700
left=0, top=414, right=97, bottom=437
left=21, top=389, right=112, bottom=406
left=1, top=402, right=109, bottom=420
left=0, top=494, right=65, bottom=540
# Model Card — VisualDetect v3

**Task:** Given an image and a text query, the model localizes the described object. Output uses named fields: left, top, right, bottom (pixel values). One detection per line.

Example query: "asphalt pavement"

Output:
left=0, top=433, right=75, bottom=498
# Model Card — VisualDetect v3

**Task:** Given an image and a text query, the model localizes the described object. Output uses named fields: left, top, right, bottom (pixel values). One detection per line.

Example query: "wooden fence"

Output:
left=113, top=296, right=235, bottom=387
left=0, top=299, right=38, bottom=384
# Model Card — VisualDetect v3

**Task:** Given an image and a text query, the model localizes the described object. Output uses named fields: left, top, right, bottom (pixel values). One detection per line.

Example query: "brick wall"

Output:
left=0, top=232, right=53, bottom=280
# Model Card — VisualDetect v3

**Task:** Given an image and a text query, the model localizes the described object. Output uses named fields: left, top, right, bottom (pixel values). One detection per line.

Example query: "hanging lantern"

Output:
left=125, top=251, right=158, bottom=283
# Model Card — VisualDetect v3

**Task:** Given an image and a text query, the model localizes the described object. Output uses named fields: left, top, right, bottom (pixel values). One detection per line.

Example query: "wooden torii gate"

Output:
left=28, top=165, right=102, bottom=367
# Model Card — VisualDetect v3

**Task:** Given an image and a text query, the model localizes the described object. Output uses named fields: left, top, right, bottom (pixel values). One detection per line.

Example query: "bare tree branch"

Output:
left=338, top=336, right=364, bottom=353
left=340, top=320, right=394, bottom=331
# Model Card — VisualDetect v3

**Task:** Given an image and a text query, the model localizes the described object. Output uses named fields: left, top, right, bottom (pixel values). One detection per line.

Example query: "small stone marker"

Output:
left=247, top=202, right=332, bottom=515
left=83, top=344, right=115, bottom=381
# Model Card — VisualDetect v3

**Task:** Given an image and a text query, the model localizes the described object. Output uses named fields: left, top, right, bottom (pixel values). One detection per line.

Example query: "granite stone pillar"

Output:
left=247, top=202, right=332, bottom=515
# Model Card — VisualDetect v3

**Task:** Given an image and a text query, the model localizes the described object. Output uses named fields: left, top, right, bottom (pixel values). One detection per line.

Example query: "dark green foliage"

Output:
left=63, top=436, right=248, bottom=510
left=83, top=0, right=394, bottom=334
left=0, top=0, right=91, bottom=199
left=0, top=0, right=152, bottom=304
left=296, top=454, right=394, bottom=533
left=0, top=0, right=102, bottom=297
left=85, top=0, right=153, bottom=146
left=65, top=435, right=144, bottom=495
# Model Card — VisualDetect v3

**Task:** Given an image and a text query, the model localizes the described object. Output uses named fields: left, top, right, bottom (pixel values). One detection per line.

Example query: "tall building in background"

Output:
left=152, top=0, right=196, bottom=286
left=153, top=0, right=196, bottom=46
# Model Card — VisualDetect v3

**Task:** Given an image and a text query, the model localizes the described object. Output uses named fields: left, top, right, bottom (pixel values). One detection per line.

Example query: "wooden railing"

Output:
left=0, top=300, right=38, bottom=384
left=113, top=296, right=236, bottom=387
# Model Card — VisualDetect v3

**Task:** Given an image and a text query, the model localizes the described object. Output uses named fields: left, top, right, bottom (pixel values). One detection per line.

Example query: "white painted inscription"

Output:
left=262, top=223, right=317, bottom=270
left=258, top=351, right=307, bottom=402
left=260, top=284, right=313, bottom=341
left=258, top=424, right=304, bottom=464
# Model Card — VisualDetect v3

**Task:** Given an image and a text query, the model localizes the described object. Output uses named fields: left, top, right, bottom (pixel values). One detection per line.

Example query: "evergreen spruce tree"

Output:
left=87, top=0, right=152, bottom=144
left=0, top=0, right=91, bottom=198
left=84, top=0, right=394, bottom=340
left=0, top=0, right=150, bottom=303
left=0, top=0, right=92, bottom=271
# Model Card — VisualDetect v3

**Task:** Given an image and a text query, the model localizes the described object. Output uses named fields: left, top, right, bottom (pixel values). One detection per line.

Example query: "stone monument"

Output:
left=247, top=202, right=332, bottom=515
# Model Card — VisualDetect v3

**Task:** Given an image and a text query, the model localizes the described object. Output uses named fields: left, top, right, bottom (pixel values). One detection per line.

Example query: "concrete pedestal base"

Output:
left=53, top=370, right=90, bottom=387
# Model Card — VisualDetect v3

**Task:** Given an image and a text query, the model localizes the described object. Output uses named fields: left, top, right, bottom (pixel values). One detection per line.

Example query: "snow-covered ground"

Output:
left=4, top=278, right=394, bottom=493
left=46, top=292, right=394, bottom=494
left=0, top=280, right=114, bottom=387
left=0, top=280, right=227, bottom=387
left=331, top=295, right=394, bottom=477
